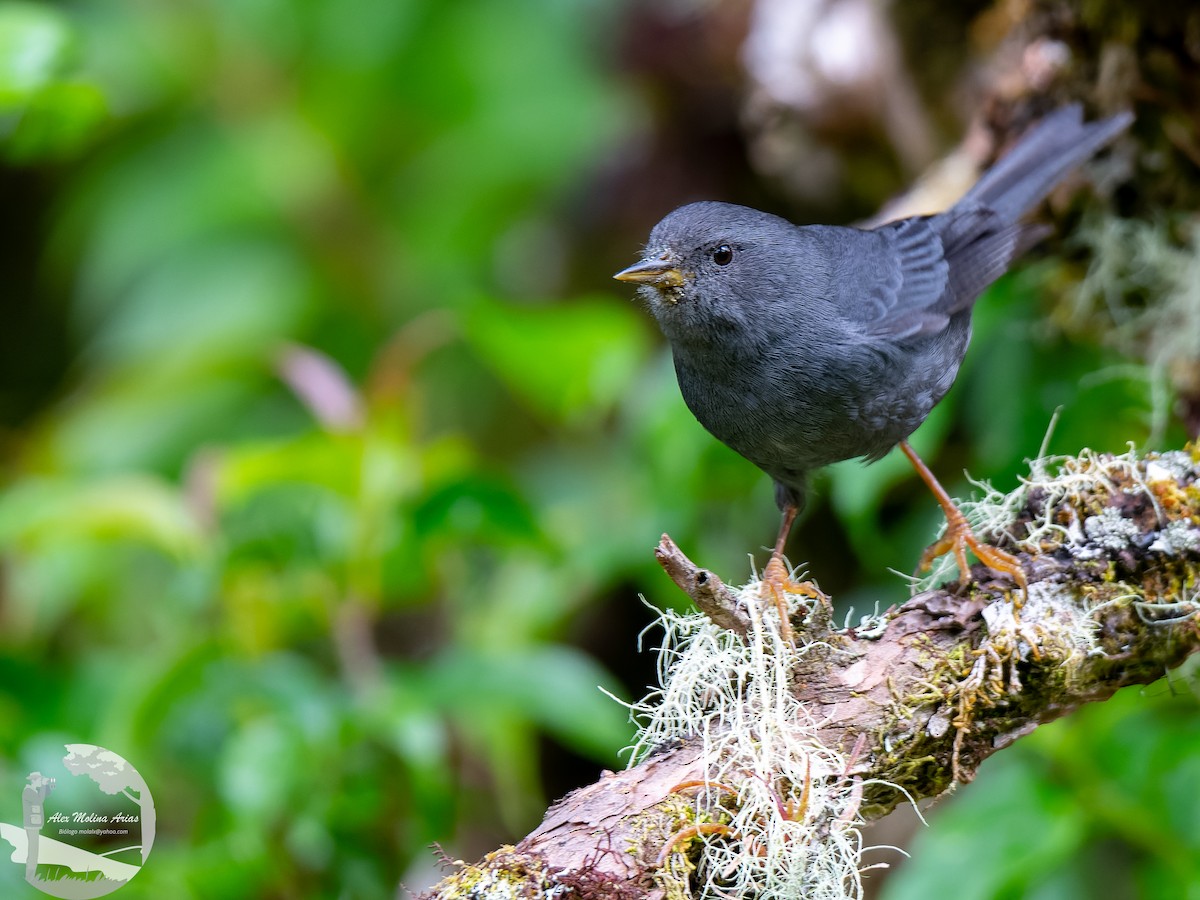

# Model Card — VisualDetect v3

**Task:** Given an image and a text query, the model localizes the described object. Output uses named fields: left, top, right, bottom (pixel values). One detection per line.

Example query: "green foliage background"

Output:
left=0, top=1, right=1196, bottom=898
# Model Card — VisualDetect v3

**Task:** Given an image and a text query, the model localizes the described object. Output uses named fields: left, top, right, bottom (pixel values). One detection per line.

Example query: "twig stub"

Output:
left=655, top=534, right=751, bottom=638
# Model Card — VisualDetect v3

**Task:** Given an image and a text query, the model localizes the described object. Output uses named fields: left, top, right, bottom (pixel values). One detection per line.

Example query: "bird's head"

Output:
left=614, top=201, right=800, bottom=345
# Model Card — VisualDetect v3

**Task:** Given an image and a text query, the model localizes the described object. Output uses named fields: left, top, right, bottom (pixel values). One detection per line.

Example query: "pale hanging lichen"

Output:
left=625, top=585, right=905, bottom=900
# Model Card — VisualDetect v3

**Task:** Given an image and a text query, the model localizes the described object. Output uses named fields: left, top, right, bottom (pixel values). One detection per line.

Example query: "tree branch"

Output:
left=424, top=447, right=1200, bottom=900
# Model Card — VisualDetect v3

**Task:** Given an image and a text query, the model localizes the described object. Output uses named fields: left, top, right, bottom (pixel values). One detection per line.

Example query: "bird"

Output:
left=615, top=104, right=1132, bottom=601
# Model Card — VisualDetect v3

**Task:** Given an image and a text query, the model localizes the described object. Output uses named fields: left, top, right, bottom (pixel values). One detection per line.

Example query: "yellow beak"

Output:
left=613, top=257, right=685, bottom=289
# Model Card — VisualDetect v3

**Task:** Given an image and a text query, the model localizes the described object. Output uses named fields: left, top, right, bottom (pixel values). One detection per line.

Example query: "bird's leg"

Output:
left=772, top=504, right=798, bottom=560
left=760, top=505, right=827, bottom=644
left=899, top=440, right=1027, bottom=599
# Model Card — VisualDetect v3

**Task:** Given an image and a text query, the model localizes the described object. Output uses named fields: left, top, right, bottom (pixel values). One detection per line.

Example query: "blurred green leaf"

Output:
left=883, top=751, right=1088, bottom=900
left=218, top=713, right=300, bottom=821
left=0, top=2, right=109, bottom=160
left=42, top=239, right=313, bottom=473
left=431, top=644, right=632, bottom=762
left=412, top=472, right=543, bottom=549
left=366, top=673, right=456, bottom=838
left=86, top=239, right=311, bottom=370
left=465, top=295, right=652, bottom=427
left=0, top=2, right=73, bottom=105
left=4, top=79, right=106, bottom=161
left=217, top=434, right=367, bottom=502
left=0, top=474, right=204, bottom=558
left=886, top=684, right=1200, bottom=900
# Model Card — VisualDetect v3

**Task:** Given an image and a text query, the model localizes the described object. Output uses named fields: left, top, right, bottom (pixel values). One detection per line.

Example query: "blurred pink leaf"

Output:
left=276, top=343, right=364, bottom=431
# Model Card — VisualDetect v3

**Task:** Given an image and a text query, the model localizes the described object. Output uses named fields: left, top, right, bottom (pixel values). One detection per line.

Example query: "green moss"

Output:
left=430, top=847, right=555, bottom=900
left=643, top=793, right=739, bottom=900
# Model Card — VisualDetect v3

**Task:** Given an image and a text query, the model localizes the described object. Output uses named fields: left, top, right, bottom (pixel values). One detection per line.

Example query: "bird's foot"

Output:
left=919, top=505, right=1027, bottom=602
left=760, top=554, right=828, bottom=644
left=898, top=440, right=1027, bottom=602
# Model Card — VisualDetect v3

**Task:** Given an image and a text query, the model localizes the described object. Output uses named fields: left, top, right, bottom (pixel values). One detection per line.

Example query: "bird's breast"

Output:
left=670, top=319, right=968, bottom=476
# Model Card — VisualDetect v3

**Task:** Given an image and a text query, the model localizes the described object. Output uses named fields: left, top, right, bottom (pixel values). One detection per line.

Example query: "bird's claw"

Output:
left=761, top=555, right=828, bottom=643
left=919, top=508, right=1027, bottom=602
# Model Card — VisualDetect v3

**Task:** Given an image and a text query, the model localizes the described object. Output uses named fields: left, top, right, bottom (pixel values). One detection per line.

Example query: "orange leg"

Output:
left=761, top=505, right=827, bottom=643
left=773, top=504, right=798, bottom=559
left=899, top=440, right=1027, bottom=597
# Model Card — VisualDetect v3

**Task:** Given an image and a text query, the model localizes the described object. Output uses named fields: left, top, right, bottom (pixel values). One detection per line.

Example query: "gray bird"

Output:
left=615, top=105, right=1132, bottom=589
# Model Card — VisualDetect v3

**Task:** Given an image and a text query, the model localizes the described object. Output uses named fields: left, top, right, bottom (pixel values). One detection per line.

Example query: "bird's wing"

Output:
left=834, top=216, right=951, bottom=340
left=840, top=210, right=1025, bottom=341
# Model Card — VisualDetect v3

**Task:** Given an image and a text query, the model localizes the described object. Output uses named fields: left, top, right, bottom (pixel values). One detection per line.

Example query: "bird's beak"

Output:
left=613, top=257, right=685, bottom=290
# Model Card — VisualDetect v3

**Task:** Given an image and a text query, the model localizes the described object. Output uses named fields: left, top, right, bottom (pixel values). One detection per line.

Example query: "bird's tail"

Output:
left=959, top=105, right=1132, bottom=222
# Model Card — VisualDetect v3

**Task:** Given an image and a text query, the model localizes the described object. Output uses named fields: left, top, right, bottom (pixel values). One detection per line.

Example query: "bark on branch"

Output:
left=424, top=447, right=1200, bottom=900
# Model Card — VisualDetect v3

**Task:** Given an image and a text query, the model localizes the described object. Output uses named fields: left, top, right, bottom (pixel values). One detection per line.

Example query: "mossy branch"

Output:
left=424, top=447, right=1200, bottom=900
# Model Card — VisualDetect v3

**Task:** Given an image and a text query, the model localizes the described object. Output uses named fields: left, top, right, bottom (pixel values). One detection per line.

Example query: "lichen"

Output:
left=623, top=584, right=904, bottom=900
left=1082, top=505, right=1142, bottom=552
left=1148, top=519, right=1200, bottom=554
left=1068, top=218, right=1200, bottom=443
left=430, top=848, right=558, bottom=900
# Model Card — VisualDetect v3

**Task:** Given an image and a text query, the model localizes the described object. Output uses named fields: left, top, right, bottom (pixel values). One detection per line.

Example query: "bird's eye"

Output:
left=712, top=244, right=734, bottom=266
